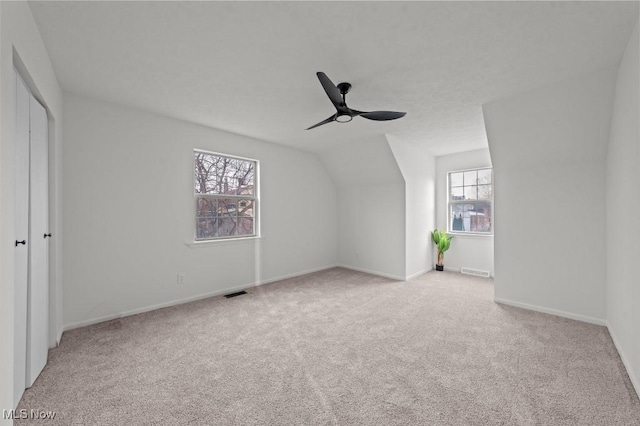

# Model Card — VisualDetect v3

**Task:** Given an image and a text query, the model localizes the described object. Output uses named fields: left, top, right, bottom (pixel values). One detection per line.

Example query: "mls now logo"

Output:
left=3, top=409, right=56, bottom=420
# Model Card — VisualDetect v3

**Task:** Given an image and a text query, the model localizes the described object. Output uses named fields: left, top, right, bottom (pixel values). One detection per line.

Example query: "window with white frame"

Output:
left=448, top=167, right=492, bottom=234
left=194, top=150, right=258, bottom=240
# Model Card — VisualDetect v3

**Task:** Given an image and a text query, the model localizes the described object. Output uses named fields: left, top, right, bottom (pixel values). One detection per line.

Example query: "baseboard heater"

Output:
left=460, top=267, right=490, bottom=278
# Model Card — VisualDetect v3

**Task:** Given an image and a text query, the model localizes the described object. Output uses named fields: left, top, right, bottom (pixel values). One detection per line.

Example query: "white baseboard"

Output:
left=406, top=266, right=433, bottom=280
left=63, top=264, right=339, bottom=332
left=606, top=322, right=640, bottom=399
left=337, top=264, right=405, bottom=281
left=493, top=297, right=607, bottom=326
left=254, top=264, right=339, bottom=285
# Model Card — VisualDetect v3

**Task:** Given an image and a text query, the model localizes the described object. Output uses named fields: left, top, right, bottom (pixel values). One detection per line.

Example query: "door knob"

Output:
left=44, top=233, right=52, bottom=238
left=15, top=240, right=26, bottom=246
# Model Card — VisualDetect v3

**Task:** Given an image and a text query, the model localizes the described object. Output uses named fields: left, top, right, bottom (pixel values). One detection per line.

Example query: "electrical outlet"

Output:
left=177, top=273, right=185, bottom=285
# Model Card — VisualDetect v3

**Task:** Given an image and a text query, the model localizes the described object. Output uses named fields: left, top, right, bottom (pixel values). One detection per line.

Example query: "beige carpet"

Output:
left=16, top=268, right=640, bottom=425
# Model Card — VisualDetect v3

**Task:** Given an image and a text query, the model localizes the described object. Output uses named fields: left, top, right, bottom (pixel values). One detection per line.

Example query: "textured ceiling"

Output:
left=29, top=1, right=639, bottom=156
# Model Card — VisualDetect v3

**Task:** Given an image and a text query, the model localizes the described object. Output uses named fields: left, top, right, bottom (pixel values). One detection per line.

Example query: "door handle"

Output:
left=44, top=233, right=52, bottom=238
left=15, top=240, right=26, bottom=246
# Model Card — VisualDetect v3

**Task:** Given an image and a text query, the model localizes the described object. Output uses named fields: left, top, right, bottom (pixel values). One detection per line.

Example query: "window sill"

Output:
left=185, top=236, right=264, bottom=248
left=447, top=232, right=493, bottom=238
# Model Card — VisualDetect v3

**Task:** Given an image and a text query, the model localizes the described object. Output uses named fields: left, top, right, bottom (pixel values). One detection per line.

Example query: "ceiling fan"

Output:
left=306, top=72, right=407, bottom=130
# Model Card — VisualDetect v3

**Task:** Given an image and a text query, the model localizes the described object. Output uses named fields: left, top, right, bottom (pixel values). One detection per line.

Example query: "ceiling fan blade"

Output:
left=316, top=72, right=343, bottom=109
left=359, top=111, right=407, bottom=121
left=306, top=114, right=336, bottom=130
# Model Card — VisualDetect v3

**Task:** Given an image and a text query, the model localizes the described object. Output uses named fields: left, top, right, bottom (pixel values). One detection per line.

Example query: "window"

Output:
left=194, top=150, right=258, bottom=240
left=448, top=167, right=492, bottom=234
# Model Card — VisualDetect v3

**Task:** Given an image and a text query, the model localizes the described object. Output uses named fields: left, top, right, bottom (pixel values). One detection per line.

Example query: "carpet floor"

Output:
left=16, top=268, right=640, bottom=425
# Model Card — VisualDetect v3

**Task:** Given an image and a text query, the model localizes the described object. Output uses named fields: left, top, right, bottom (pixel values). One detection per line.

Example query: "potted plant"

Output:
left=431, top=229, right=453, bottom=271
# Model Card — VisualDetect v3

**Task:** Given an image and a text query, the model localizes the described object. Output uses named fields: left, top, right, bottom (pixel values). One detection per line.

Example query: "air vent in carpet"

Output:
left=224, top=291, right=247, bottom=298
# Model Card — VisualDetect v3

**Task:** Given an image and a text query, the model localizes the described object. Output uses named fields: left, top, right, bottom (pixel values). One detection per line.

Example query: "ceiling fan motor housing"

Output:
left=337, top=82, right=352, bottom=95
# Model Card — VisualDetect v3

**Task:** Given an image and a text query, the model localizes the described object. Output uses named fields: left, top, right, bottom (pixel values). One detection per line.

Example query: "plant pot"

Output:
left=435, top=264, right=444, bottom=271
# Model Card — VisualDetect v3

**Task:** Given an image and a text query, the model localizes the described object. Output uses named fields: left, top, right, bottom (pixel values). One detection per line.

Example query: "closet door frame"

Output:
left=13, top=70, right=30, bottom=408
left=12, top=69, right=50, bottom=402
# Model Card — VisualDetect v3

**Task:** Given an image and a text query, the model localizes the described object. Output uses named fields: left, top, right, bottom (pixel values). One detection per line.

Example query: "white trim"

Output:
left=406, top=266, right=433, bottom=281
left=185, top=236, right=263, bottom=248
left=448, top=165, right=493, bottom=175
left=448, top=232, right=494, bottom=238
left=433, top=265, right=494, bottom=278
left=254, top=264, right=340, bottom=286
left=493, top=297, right=607, bottom=326
left=430, top=265, right=462, bottom=273
left=606, top=322, right=640, bottom=399
left=337, top=264, right=405, bottom=281
left=194, top=148, right=257, bottom=163
left=62, top=264, right=338, bottom=332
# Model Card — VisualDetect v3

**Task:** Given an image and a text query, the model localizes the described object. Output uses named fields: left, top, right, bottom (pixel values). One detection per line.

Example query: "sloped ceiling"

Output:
left=29, top=1, right=639, bottom=156
left=484, top=67, right=618, bottom=170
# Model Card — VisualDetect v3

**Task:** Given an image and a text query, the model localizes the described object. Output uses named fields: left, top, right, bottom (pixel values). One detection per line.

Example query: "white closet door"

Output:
left=13, top=72, right=30, bottom=407
left=26, top=93, right=49, bottom=387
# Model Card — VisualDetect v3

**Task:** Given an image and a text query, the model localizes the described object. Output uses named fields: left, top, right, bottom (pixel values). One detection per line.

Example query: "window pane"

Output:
left=478, top=184, right=492, bottom=200
left=194, top=152, right=255, bottom=195
left=450, top=172, right=463, bottom=187
left=469, top=201, right=492, bottom=232
left=217, top=217, right=236, bottom=238
left=196, top=217, right=218, bottom=239
left=451, top=203, right=492, bottom=233
left=451, top=204, right=465, bottom=231
left=237, top=217, right=254, bottom=236
left=196, top=198, right=217, bottom=217
left=196, top=198, right=218, bottom=238
left=218, top=199, right=238, bottom=218
left=464, top=186, right=477, bottom=200
left=237, top=199, right=254, bottom=217
left=477, top=169, right=491, bottom=185
left=218, top=198, right=242, bottom=237
left=462, top=203, right=475, bottom=219
left=451, top=186, right=464, bottom=200
left=463, top=170, right=477, bottom=186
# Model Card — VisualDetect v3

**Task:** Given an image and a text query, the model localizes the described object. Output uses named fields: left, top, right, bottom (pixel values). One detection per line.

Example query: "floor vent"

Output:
left=460, top=267, right=490, bottom=278
left=224, top=291, right=247, bottom=299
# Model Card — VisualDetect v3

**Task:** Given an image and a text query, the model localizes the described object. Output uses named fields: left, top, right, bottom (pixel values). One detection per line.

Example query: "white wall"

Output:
left=320, top=136, right=406, bottom=279
left=606, top=20, right=640, bottom=396
left=337, top=183, right=406, bottom=279
left=62, top=93, right=337, bottom=328
left=388, top=136, right=436, bottom=279
left=483, top=67, right=617, bottom=324
left=1, top=1, right=64, bottom=417
left=435, top=148, right=493, bottom=276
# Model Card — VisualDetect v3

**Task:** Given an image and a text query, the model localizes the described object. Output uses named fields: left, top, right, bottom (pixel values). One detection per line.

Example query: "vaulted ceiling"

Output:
left=29, top=1, right=639, bottom=156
